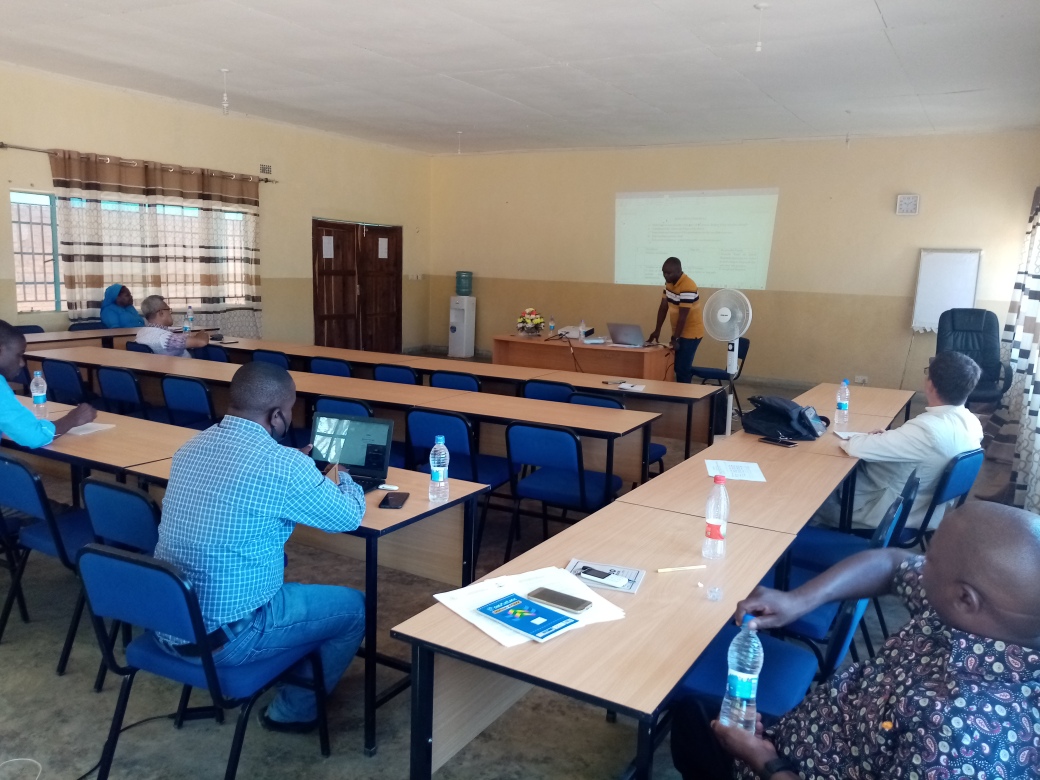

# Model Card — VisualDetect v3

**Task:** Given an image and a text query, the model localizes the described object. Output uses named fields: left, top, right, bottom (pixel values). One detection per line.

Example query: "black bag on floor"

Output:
left=740, top=395, right=829, bottom=441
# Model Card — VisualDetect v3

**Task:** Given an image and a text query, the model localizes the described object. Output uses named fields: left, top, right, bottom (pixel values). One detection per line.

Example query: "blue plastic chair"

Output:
left=162, top=376, right=217, bottom=430
left=253, top=349, right=289, bottom=369
left=504, top=422, right=622, bottom=561
left=313, top=397, right=406, bottom=468
left=407, top=409, right=516, bottom=564
left=569, top=392, right=667, bottom=477
left=374, top=364, right=418, bottom=385
left=13, top=325, right=44, bottom=334
left=97, top=366, right=157, bottom=420
left=191, top=344, right=229, bottom=362
left=430, top=371, right=481, bottom=392
left=895, top=448, right=983, bottom=549
left=68, top=319, right=104, bottom=331
left=77, top=544, right=331, bottom=780
left=522, top=379, right=575, bottom=403
left=310, top=357, right=352, bottom=378
left=0, top=453, right=95, bottom=675
left=125, top=342, right=153, bottom=354
left=689, top=337, right=750, bottom=416
left=82, top=478, right=162, bottom=692
left=41, top=357, right=89, bottom=405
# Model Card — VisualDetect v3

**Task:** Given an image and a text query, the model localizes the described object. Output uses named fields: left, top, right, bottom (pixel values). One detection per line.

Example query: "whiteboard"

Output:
left=911, top=249, right=982, bottom=332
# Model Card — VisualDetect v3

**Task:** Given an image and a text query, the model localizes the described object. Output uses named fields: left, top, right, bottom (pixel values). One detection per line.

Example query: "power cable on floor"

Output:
left=73, top=712, right=179, bottom=780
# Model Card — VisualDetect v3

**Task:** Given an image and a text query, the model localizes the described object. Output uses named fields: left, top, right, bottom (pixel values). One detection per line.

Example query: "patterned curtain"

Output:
left=985, top=187, right=1040, bottom=512
left=49, top=149, right=263, bottom=338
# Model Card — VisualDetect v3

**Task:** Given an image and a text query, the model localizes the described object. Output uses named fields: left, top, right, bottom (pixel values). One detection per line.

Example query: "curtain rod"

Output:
left=0, top=141, right=277, bottom=183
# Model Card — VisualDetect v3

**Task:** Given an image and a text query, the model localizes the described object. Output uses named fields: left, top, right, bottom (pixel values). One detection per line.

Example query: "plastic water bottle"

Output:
left=836, top=379, right=850, bottom=431
left=578, top=318, right=587, bottom=342
left=183, top=305, right=194, bottom=333
left=718, top=614, right=765, bottom=732
left=548, top=315, right=555, bottom=335
left=428, top=435, right=450, bottom=503
left=702, top=475, right=729, bottom=560
left=30, top=371, right=48, bottom=419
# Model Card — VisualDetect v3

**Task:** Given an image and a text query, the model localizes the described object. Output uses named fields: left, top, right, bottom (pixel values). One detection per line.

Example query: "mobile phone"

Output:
left=527, top=587, right=592, bottom=614
left=601, top=380, right=624, bottom=385
left=759, top=437, right=798, bottom=448
left=579, top=566, right=629, bottom=589
left=378, top=491, right=409, bottom=509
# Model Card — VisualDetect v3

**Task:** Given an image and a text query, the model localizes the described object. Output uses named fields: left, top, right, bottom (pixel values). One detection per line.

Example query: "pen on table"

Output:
left=657, top=565, right=707, bottom=573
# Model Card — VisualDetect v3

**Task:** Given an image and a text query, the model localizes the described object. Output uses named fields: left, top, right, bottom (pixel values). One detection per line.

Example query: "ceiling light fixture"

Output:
left=220, top=68, right=230, bottom=116
left=754, top=3, right=768, bottom=52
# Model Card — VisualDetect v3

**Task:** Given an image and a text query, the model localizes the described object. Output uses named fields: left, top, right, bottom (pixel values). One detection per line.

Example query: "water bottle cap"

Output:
left=713, top=474, right=726, bottom=484
left=842, top=378, right=849, bottom=385
left=33, top=370, right=42, bottom=376
left=741, top=613, right=755, bottom=626
left=434, top=435, right=445, bottom=445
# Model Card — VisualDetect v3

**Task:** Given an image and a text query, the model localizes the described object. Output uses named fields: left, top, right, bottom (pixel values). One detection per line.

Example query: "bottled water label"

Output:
left=726, top=671, right=758, bottom=700
left=32, top=393, right=47, bottom=405
left=837, top=401, right=849, bottom=411
left=705, top=519, right=725, bottom=540
left=431, top=467, right=447, bottom=483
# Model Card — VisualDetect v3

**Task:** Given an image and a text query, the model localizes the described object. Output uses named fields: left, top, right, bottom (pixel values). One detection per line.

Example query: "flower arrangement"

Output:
left=516, top=307, right=545, bottom=335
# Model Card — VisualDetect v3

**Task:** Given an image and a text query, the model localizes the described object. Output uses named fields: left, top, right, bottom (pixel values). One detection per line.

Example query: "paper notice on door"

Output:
left=322, top=235, right=334, bottom=258
left=378, top=237, right=388, bottom=259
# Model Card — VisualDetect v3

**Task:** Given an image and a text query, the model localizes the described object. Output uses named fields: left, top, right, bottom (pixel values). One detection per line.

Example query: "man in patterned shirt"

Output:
left=648, top=256, right=705, bottom=383
left=671, top=501, right=1040, bottom=779
left=155, top=361, right=366, bottom=732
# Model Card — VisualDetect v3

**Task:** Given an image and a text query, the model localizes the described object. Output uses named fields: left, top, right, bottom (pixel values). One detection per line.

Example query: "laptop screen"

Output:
left=309, top=413, right=394, bottom=479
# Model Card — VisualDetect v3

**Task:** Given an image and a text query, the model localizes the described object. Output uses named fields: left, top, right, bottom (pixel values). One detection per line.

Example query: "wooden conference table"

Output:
left=493, top=334, right=671, bottom=380
left=795, top=383, right=914, bottom=423
left=23, top=326, right=217, bottom=352
left=130, top=459, right=489, bottom=756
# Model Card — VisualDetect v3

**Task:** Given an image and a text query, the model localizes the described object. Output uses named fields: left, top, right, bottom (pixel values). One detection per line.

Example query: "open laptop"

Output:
left=607, top=322, right=647, bottom=347
left=309, top=413, right=394, bottom=493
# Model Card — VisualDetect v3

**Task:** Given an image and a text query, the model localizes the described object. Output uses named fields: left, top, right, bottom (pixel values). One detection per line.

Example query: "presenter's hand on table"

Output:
left=647, top=329, right=661, bottom=344
left=53, top=403, right=97, bottom=435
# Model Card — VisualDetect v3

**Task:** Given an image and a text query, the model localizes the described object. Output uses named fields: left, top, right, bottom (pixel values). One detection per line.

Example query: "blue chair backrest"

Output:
left=68, top=319, right=104, bottom=331
left=506, top=422, right=582, bottom=473
left=523, top=380, right=575, bottom=403
left=98, top=366, right=143, bottom=405
left=819, top=597, right=871, bottom=679
left=126, top=342, right=153, bottom=354
left=41, top=358, right=86, bottom=405
left=910, top=449, right=984, bottom=544
left=430, top=371, right=480, bottom=392
left=13, top=325, right=44, bottom=334
left=82, top=479, right=160, bottom=555
left=407, top=410, right=475, bottom=478
left=310, top=357, right=351, bottom=378
left=192, top=344, right=229, bottom=362
left=374, top=364, right=418, bottom=385
left=253, top=349, right=289, bottom=369
left=78, top=545, right=199, bottom=642
left=569, top=392, right=624, bottom=409
left=315, top=396, right=372, bottom=418
left=162, top=376, right=215, bottom=427
left=0, top=454, right=49, bottom=522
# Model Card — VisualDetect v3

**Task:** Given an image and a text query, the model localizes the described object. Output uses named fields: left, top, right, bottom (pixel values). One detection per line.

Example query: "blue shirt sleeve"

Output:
left=279, top=448, right=366, bottom=532
left=0, top=382, right=56, bottom=448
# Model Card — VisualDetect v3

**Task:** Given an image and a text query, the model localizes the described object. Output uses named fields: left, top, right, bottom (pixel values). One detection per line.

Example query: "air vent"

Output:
left=259, top=164, right=272, bottom=175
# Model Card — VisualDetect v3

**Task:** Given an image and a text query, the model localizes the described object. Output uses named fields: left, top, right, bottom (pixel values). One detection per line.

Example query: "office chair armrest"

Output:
left=1000, top=361, right=1013, bottom=396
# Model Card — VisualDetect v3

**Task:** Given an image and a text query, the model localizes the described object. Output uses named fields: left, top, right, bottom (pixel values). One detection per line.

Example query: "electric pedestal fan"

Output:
left=701, top=289, right=753, bottom=436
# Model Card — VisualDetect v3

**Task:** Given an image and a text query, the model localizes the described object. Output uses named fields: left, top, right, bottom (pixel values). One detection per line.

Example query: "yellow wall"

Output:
left=429, top=133, right=1040, bottom=386
left=0, top=63, right=432, bottom=346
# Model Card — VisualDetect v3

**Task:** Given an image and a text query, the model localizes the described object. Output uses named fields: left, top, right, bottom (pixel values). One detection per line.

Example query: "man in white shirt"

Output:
left=817, top=350, right=983, bottom=532
left=135, top=295, right=210, bottom=357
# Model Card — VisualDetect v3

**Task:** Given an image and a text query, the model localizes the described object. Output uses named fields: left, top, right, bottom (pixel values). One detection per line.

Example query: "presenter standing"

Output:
left=648, top=257, right=704, bottom=383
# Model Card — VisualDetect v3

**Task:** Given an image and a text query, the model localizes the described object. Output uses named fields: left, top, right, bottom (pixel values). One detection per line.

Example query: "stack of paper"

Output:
left=435, top=566, right=625, bottom=647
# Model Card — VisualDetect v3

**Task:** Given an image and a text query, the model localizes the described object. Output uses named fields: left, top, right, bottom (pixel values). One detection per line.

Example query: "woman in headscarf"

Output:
left=100, top=283, right=145, bottom=328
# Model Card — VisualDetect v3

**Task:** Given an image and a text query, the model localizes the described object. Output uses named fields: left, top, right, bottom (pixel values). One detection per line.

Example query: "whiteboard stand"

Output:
left=911, top=249, right=982, bottom=332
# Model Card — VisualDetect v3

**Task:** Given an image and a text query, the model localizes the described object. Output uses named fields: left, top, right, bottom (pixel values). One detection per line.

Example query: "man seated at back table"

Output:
left=154, top=361, right=366, bottom=732
left=135, top=294, right=211, bottom=357
left=816, top=350, right=983, bottom=533
left=0, top=319, right=96, bottom=444
left=671, top=501, right=1040, bottom=779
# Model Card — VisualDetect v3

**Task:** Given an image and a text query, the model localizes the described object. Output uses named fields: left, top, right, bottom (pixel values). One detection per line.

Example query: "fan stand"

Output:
left=718, top=338, right=740, bottom=437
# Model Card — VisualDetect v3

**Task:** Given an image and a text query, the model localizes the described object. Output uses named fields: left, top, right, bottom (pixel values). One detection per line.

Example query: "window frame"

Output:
left=9, top=191, right=63, bottom=313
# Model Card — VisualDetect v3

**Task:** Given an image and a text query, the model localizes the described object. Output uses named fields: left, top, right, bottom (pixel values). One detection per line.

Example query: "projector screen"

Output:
left=615, top=188, right=779, bottom=289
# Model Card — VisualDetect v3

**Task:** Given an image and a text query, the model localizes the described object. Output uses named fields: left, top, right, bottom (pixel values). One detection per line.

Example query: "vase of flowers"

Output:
left=516, top=307, right=545, bottom=336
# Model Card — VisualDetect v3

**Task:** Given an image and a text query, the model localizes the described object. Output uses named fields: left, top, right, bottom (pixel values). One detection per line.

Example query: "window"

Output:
left=9, top=191, right=64, bottom=312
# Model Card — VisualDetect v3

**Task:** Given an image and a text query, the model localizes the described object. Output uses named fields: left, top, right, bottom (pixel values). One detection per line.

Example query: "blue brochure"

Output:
left=477, top=593, right=577, bottom=642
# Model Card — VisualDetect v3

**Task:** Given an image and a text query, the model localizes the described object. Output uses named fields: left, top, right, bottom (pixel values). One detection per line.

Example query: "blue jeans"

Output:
left=212, top=583, right=366, bottom=722
left=673, top=337, right=702, bottom=384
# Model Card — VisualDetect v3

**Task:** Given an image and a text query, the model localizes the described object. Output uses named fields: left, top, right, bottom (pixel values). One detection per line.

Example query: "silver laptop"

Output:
left=607, top=322, right=646, bottom=347
left=309, top=413, right=394, bottom=492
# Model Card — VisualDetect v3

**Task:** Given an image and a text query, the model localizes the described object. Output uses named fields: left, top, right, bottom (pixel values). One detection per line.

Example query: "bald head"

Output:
left=229, top=362, right=295, bottom=415
left=924, top=502, right=1040, bottom=645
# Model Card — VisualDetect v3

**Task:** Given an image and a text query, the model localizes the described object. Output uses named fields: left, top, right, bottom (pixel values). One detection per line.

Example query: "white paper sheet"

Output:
left=65, top=423, right=116, bottom=436
left=434, top=566, right=624, bottom=647
left=618, top=382, right=645, bottom=391
left=705, top=460, right=766, bottom=482
left=832, top=430, right=865, bottom=440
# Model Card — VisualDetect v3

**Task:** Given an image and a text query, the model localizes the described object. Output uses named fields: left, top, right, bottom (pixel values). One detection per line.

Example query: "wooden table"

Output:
left=23, top=327, right=141, bottom=351
left=395, top=355, right=555, bottom=394
left=618, top=432, right=858, bottom=535
left=493, top=335, right=670, bottom=380
left=391, top=501, right=795, bottom=779
left=794, top=383, right=914, bottom=423
left=541, top=369, right=721, bottom=456
left=796, top=412, right=897, bottom=457
left=218, top=337, right=412, bottom=375
left=129, top=460, right=489, bottom=756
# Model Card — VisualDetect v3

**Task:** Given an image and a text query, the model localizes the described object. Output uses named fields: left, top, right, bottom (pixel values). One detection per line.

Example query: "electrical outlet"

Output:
left=854, top=375, right=868, bottom=385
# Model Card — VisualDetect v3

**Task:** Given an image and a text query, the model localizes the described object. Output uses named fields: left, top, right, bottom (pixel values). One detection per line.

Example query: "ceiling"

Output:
left=2, top=0, right=1039, bottom=154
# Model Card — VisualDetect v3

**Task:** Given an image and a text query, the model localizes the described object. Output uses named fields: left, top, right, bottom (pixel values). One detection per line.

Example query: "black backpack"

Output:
left=740, top=395, right=829, bottom=441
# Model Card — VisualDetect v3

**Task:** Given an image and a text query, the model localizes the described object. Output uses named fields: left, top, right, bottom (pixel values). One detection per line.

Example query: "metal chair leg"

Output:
left=2, top=540, right=30, bottom=623
left=504, top=498, right=521, bottom=562
left=94, top=619, right=121, bottom=692
left=56, top=585, right=87, bottom=675
left=97, top=671, right=136, bottom=780
left=542, top=502, right=550, bottom=540
left=0, top=547, right=30, bottom=642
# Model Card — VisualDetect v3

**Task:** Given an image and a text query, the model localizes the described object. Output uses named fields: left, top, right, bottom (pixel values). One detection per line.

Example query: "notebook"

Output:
left=309, top=413, right=394, bottom=492
left=607, top=322, right=646, bottom=347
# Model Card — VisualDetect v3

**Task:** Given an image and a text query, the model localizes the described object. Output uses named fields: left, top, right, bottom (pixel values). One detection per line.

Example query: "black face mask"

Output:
left=270, top=409, right=291, bottom=445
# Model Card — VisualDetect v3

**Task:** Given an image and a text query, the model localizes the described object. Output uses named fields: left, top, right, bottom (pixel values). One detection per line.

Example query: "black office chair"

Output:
left=936, top=309, right=1011, bottom=407
left=690, top=337, right=750, bottom=416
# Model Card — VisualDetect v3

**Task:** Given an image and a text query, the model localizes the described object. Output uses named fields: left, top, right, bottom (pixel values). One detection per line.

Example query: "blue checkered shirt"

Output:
left=155, top=415, right=365, bottom=638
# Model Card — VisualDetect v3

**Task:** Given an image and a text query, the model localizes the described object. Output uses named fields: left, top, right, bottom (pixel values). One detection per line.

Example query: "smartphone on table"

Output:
left=759, top=437, right=798, bottom=448
left=527, top=587, right=593, bottom=614
left=378, top=491, right=409, bottom=509
left=579, top=566, right=629, bottom=589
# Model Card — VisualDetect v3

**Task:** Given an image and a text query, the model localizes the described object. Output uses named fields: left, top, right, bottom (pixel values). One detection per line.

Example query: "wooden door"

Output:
left=312, top=221, right=401, bottom=351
